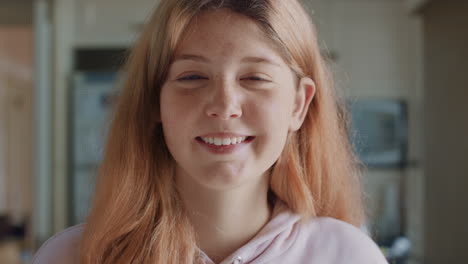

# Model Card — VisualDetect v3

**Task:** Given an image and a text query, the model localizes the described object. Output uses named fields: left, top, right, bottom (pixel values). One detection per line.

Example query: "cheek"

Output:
left=160, top=89, right=200, bottom=127
left=160, top=90, right=192, bottom=150
left=248, top=93, right=294, bottom=131
left=245, top=94, right=293, bottom=157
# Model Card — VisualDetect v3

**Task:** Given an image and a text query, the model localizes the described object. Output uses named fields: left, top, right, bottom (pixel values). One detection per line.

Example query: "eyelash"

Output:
left=177, top=75, right=207, bottom=81
left=245, top=76, right=266, bottom=81
left=177, top=75, right=269, bottom=82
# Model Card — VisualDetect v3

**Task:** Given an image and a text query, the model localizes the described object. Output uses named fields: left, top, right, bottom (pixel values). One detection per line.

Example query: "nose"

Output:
left=205, top=80, right=242, bottom=120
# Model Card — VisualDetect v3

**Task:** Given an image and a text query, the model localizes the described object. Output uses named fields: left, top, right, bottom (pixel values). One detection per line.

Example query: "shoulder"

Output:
left=297, top=217, right=388, bottom=264
left=32, top=224, right=85, bottom=264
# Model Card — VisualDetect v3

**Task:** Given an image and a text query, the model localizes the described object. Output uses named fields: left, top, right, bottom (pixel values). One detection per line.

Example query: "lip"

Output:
left=195, top=135, right=255, bottom=155
left=197, top=132, right=252, bottom=138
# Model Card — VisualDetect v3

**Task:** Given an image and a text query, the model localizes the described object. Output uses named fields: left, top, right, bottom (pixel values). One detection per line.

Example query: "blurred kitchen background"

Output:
left=0, top=0, right=467, bottom=263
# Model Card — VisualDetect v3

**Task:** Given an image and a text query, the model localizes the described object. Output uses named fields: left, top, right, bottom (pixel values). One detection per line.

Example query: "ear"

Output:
left=289, top=77, right=316, bottom=131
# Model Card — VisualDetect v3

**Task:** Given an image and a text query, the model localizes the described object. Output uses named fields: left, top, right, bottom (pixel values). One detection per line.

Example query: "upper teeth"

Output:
left=200, top=136, right=247, bottom=146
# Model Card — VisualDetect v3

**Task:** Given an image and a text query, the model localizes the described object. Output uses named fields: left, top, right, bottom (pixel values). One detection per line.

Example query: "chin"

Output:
left=197, top=171, right=248, bottom=191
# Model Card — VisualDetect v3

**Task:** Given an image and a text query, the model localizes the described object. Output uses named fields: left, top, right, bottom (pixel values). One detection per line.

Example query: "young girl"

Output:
left=33, top=0, right=388, bottom=263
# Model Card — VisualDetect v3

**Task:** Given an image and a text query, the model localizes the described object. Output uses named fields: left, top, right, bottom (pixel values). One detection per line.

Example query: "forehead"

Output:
left=174, top=9, right=283, bottom=61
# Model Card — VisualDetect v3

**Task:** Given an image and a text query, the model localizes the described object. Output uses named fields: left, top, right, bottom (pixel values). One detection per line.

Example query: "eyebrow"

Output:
left=173, top=54, right=209, bottom=63
left=242, top=56, right=281, bottom=67
left=172, top=54, right=281, bottom=67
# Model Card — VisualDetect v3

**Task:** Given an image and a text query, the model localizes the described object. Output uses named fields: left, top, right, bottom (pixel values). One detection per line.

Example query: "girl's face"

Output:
left=160, top=9, right=314, bottom=191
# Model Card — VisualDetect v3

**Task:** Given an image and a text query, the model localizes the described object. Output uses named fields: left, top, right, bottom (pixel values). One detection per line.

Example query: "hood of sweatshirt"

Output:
left=198, top=200, right=388, bottom=264
left=197, top=200, right=301, bottom=264
left=32, top=200, right=388, bottom=264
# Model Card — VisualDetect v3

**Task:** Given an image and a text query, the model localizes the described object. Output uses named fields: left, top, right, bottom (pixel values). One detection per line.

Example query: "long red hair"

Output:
left=80, top=0, right=365, bottom=263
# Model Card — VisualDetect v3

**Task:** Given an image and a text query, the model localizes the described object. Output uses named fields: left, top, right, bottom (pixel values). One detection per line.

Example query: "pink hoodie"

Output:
left=32, top=201, right=388, bottom=264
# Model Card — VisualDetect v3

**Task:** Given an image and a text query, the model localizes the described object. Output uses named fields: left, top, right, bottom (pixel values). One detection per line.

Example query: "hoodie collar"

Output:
left=199, top=200, right=301, bottom=264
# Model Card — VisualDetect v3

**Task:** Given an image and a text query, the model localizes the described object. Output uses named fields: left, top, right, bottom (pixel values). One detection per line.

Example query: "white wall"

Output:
left=74, top=0, right=158, bottom=47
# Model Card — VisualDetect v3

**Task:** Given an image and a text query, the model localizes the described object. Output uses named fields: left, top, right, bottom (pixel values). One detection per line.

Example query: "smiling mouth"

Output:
left=195, top=136, right=255, bottom=146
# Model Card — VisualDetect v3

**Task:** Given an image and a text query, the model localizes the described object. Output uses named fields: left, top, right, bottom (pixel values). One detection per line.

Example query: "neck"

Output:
left=176, top=170, right=273, bottom=263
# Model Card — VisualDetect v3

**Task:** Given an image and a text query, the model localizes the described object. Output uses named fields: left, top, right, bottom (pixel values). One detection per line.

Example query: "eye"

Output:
left=177, top=74, right=208, bottom=81
left=241, top=76, right=271, bottom=82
